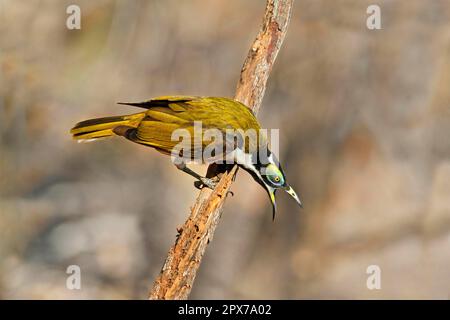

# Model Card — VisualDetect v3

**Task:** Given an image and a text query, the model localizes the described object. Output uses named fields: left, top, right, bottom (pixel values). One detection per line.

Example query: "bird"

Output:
left=70, top=96, right=302, bottom=218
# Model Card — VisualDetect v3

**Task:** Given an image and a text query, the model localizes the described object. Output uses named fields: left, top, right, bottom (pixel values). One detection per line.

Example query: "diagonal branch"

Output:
left=148, top=0, right=294, bottom=300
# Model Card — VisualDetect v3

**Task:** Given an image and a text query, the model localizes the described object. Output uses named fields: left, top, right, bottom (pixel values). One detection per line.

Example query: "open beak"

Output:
left=285, top=185, right=303, bottom=208
left=268, top=186, right=302, bottom=220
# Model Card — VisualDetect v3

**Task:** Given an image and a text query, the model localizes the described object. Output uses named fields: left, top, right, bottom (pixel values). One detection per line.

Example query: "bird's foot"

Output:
left=194, top=178, right=234, bottom=197
left=194, top=178, right=218, bottom=190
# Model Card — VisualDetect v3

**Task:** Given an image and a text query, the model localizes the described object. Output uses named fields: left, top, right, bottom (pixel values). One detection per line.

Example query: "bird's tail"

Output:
left=70, top=112, right=145, bottom=142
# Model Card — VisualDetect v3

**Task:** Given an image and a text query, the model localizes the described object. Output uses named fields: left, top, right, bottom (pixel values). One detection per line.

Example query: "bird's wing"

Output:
left=117, top=96, right=200, bottom=111
left=121, top=96, right=263, bottom=163
left=129, top=107, right=230, bottom=163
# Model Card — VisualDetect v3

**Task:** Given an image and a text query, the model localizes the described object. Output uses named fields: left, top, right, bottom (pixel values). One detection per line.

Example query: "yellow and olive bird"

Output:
left=70, top=96, right=301, bottom=218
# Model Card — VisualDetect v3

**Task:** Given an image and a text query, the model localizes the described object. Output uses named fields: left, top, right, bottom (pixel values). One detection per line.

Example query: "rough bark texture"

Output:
left=148, top=0, right=294, bottom=300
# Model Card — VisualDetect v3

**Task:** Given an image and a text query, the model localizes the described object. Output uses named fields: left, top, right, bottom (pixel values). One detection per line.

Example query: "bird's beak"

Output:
left=285, top=185, right=303, bottom=208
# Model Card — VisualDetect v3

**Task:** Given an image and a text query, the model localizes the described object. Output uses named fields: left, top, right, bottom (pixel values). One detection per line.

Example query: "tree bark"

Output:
left=148, top=0, right=294, bottom=300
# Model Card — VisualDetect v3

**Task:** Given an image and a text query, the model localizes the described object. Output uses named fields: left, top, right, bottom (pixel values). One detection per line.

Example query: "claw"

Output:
left=194, top=178, right=218, bottom=190
left=194, top=180, right=204, bottom=190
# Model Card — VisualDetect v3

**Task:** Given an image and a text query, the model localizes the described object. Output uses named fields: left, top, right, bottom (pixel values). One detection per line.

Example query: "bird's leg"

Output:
left=175, top=162, right=218, bottom=190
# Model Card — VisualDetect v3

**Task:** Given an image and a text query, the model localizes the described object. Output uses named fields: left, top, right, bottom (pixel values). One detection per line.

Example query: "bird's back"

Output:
left=135, top=96, right=260, bottom=132
left=72, top=96, right=265, bottom=163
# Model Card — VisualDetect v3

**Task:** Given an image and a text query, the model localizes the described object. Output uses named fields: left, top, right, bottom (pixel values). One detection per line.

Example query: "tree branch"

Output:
left=148, top=0, right=294, bottom=300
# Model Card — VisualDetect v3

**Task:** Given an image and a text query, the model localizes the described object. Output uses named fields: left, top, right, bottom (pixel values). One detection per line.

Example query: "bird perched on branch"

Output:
left=70, top=96, right=301, bottom=218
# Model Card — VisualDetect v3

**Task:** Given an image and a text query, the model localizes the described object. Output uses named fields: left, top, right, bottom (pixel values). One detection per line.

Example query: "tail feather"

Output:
left=70, top=112, right=145, bottom=142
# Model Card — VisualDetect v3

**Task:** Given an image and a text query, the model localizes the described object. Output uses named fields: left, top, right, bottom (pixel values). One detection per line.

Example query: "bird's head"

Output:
left=246, top=151, right=302, bottom=219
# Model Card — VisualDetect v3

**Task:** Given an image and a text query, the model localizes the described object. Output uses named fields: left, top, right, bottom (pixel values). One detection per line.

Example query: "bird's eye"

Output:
left=264, top=164, right=285, bottom=186
left=268, top=174, right=282, bottom=185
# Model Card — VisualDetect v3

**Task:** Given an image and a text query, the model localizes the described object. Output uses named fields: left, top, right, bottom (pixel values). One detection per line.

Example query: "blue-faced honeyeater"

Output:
left=70, top=96, right=302, bottom=218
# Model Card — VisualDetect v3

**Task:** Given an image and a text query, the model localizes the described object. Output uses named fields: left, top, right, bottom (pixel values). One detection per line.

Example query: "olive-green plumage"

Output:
left=70, top=95, right=301, bottom=218
left=71, top=96, right=263, bottom=161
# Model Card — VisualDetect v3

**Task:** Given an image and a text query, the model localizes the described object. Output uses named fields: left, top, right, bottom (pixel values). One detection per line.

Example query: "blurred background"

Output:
left=1, top=0, right=449, bottom=299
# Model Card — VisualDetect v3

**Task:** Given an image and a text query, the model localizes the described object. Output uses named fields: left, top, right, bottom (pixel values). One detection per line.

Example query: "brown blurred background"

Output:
left=1, top=0, right=449, bottom=299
